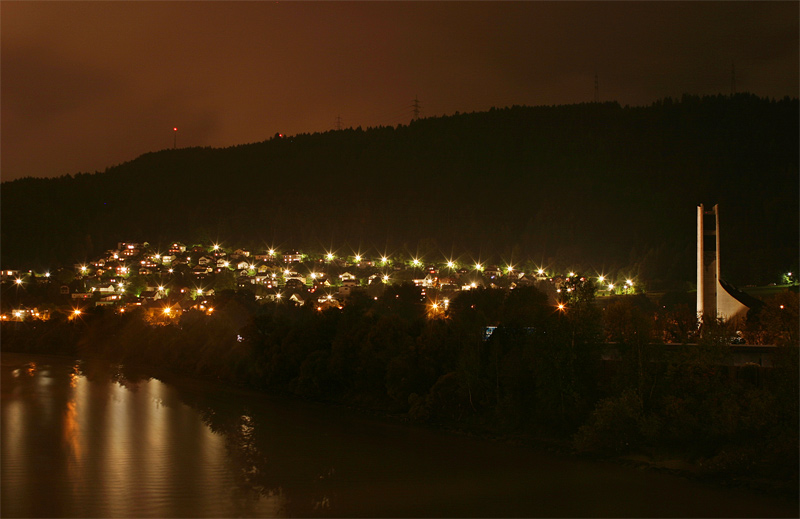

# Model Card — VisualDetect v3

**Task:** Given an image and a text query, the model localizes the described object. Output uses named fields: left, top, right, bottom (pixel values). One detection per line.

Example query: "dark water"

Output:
left=1, top=353, right=796, bottom=518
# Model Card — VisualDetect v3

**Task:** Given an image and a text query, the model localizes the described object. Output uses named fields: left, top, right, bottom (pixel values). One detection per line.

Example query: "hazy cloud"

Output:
left=1, top=1, right=797, bottom=181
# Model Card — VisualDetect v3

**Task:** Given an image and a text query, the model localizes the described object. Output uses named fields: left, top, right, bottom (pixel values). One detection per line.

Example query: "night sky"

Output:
left=2, top=1, right=797, bottom=182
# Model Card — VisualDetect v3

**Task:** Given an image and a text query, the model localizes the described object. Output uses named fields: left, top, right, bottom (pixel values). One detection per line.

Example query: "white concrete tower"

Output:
left=697, top=204, right=749, bottom=322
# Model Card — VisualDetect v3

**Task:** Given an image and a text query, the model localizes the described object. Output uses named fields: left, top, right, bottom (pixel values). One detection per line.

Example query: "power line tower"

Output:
left=730, top=62, right=736, bottom=96
left=412, top=95, right=421, bottom=121
left=335, top=114, right=343, bottom=131
left=594, top=73, right=599, bottom=103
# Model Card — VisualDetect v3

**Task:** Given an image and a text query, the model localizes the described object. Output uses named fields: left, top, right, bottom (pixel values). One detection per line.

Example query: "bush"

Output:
left=573, top=389, right=644, bottom=455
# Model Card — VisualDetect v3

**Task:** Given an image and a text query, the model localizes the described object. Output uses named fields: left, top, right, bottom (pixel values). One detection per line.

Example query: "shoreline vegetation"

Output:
left=2, top=285, right=798, bottom=503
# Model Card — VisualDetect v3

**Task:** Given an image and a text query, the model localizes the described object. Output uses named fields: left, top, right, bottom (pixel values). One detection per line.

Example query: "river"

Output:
left=1, top=352, right=795, bottom=518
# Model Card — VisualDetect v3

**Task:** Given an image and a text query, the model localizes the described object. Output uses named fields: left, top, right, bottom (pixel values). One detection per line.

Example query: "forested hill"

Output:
left=2, top=94, right=797, bottom=287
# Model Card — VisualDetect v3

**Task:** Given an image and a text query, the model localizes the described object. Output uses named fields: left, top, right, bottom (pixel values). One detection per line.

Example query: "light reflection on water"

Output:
left=1, top=352, right=796, bottom=518
left=1, top=354, right=280, bottom=518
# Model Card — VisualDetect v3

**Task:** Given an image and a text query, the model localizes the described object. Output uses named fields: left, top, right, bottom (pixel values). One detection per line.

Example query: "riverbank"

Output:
left=2, top=351, right=796, bottom=516
left=2, top=299, right=798, bottom=507
left=4, top=350, right=799, bottom=518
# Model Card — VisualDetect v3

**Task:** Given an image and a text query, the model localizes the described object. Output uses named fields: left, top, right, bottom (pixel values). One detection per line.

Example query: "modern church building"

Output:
left=697, top=204, right=755, bottom=323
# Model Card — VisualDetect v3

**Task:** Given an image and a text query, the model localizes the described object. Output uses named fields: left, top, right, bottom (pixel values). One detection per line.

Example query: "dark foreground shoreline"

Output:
left=3, top=347, right=797, bottom=509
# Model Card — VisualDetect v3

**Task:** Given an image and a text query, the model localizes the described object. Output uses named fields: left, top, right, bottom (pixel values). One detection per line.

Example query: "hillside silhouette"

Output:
left=2, top=94, right=797, bottom=287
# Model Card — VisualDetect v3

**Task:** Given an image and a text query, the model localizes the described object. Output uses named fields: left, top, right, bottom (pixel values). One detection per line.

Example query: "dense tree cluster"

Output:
left=3, top=283, right=797, bottom=493
left=2, top=94, right=797, bottom=288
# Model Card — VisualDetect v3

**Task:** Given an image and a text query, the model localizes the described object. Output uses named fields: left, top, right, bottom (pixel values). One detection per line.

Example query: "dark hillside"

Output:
left=2, top=94, right=797, bottom=286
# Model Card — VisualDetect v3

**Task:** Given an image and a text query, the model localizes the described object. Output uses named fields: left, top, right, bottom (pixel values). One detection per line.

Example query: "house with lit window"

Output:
left=119, top=242, right=142, bottom=257
left=338, top=278, right=359, bottom=297
left=95, top=284, right=116, bottom=294
left=193, top=265, right=211, bottom=278
left=283, top=250, right=302, bottom=263
left=140, top=289, right=163, bottom=302
left=168, top=243, right=187, bottom=255
left=1, top=270, right=20, bottom=282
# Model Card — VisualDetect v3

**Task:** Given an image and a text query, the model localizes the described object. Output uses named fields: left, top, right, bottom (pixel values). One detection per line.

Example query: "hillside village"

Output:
left=1, top=240, right=633, bottom=322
